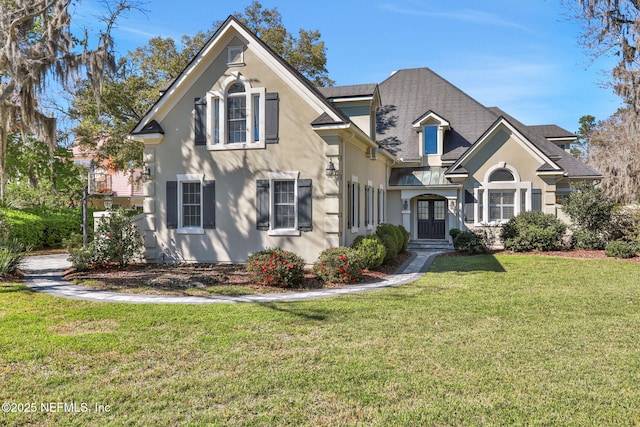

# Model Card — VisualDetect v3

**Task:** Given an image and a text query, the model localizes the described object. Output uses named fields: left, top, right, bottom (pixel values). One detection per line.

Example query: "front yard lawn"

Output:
left=1, top=253, right=640, bottom=426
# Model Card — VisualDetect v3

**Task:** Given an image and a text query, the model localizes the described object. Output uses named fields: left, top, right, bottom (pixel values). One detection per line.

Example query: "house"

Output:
left=72, top=141, right=144, bottom=210
left=129, top=16, right=601, bottom=264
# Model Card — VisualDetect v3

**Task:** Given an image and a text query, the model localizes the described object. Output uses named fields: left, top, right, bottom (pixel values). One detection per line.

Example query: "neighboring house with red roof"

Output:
left=129, top=16, right=601, bottom=264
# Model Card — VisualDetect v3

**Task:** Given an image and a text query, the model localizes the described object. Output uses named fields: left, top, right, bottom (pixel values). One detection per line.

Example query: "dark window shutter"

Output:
left=377, top=189, right=382, bottom=224
left=464, top=190, right=475, bottom=223
left=203, top=180, right=216, bottom=229
left=347, top=181, right=352, bottom=229
left=195, top=97, right=207, bottom=146
left=166, top=181, right=178, bottom=229
left=297, top=179, right=313, bottom=231
left=371, top=187, right=380, bottom=225
left=532, top=189, right=542, bottom=211
left=256, top=180, right=270, bottom=230
left=364, top=186, right=370, bottom=227
left=357, top=183, right=361, bottom=228
left=265, top=92, right=279, bottom=144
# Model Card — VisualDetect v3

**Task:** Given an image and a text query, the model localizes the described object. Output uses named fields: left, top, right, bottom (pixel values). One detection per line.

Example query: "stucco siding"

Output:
left=341, top=140, right=388, bottom=246
left=145, top=38, right=333, bottom=264
left=461, top=127, right=558, bottom=226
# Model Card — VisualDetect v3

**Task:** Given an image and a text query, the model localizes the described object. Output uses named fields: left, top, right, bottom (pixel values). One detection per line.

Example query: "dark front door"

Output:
left=417, top=200, right=446, bottom=239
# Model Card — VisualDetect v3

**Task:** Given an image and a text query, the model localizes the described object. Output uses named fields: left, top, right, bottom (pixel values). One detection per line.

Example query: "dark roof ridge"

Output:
left=132, top=15, right=350, bottom=133
left=382, top=67, right=496, bottom=116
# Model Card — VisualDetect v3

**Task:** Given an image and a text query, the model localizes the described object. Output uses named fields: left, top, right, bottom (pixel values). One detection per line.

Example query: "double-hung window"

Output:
left=365, top=181, right=374, bottom=229
left=273, top=180, right=296, bottom=229
left=256, top=172, right=313, bottom=236
left=377, top=186, right=385, bottom=224
left=181, top=182, right=202, bottom=228
left=166, top=175, right=215, bottom=234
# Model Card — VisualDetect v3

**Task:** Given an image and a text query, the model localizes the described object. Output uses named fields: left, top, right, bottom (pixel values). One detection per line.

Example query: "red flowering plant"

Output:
left=246, top=248, right=305, bottom=287
left=312, top=247, right=365, bottom=284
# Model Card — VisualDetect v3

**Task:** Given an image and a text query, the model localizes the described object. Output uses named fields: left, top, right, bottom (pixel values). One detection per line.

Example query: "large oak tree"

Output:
left=0, top=0, right=136, bottom=200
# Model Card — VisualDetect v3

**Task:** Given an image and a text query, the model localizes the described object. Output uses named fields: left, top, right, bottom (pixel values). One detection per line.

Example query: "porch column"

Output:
left=401, top=198, right=411, bottom=233
left=447, top=195, right=460, bottom=242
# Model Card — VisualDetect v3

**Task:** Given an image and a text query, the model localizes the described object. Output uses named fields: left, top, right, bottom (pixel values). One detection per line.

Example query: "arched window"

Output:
left=206, top=75, right=268, bottom=149
left=226, top=82, right=247, bottom=143
left=473, top=164, right=533, bottom=225
left=489, top=168, right=515, bottom=182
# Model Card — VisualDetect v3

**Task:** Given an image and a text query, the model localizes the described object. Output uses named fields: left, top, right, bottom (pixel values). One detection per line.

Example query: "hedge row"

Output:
left=0, top=207, right=92, bottom=249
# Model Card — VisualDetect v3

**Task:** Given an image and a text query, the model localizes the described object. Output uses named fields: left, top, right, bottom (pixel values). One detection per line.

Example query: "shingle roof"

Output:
left=133, top=120, right=164, bottom=135
left=311, top=112, right=345, bottom=126
left=318, top=84, right=378, bottom=100
left=132, top=16, right=350, bottom=134
left=488, top=107, right=601, bottom=179
left=528, top=124, right=576, bottom=139
left=375, top=67, right=600, bottom=178
left=376, top=68, right=499, bottom=160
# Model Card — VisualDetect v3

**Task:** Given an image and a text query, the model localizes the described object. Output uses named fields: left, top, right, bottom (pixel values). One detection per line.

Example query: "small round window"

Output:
left=489, top=169, right=515, bottom=182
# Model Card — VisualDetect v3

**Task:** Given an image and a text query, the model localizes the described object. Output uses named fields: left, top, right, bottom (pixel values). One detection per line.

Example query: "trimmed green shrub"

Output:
left=563, top=183, right=615, bottom=233
left=0, top=211, right=9, bottom=240
left=376, top=224, right=408, bottom=261
left=453, top=231, right=488, bottom=254
left=605, top=240, right=638, bottom=259
left=376, top=231, right=399, bottom=263
left=67, top=244, right=97, bottom=271
left=351, top=235, right=366, bottom=249
left=92, top=210, right=143, bottom=267
left=395, top=224, right=410, bottom=252
left=500, top=211, right=567, bottom=252
left=313, top=247, right=365, bottom=284
left=353, top=235, right=386, bottom=269
left=1, top=209, right=45, bottom=248
left=449, top=228, right=462, bottom=241
left=246, top=248, right=305, bottom=287
left=573, top=229, right=607, bottom=250
left=64, top=233, right=95, bottom=271
left=0, top=207, right=88, bottom=248
left=0, top=238, right=30, bottom=276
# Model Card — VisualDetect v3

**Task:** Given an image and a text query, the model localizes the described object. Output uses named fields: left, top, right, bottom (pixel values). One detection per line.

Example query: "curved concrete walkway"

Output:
left=20, top=251, right=441, bottom=304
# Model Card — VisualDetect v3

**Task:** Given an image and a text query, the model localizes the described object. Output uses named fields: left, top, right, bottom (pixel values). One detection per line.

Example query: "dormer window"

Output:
left=412, top=111, right=450, bottom=161
left=423, top=125, right=438, bottom=155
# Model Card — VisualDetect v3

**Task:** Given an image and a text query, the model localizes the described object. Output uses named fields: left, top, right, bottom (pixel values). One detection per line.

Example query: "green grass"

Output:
left=1, top=254, right=640, bottom=426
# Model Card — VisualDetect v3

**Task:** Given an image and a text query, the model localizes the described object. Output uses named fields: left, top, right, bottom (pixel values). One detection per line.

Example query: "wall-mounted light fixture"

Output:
left=326, top=159, right=338, bottom=177
left=141, top=167, right=152, bottom=182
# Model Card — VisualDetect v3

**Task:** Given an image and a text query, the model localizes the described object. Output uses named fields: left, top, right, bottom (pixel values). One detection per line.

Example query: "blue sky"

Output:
left=74, top=0, right=621, bottom=133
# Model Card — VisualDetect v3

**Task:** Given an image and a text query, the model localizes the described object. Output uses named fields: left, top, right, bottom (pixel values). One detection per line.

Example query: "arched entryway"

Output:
left=416, top=197, right=447, bottom=239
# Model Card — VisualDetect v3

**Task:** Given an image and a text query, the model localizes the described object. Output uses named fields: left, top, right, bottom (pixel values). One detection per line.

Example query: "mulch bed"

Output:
left=62, top=251, right=413, bottom=296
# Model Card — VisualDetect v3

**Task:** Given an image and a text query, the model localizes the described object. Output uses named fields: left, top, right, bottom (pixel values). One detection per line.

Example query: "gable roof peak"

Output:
left=131, top=14, right=348, bottom=135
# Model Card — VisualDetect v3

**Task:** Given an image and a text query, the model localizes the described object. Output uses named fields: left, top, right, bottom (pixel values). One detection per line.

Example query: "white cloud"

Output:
left=377, top=2, right=531, bottom=31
